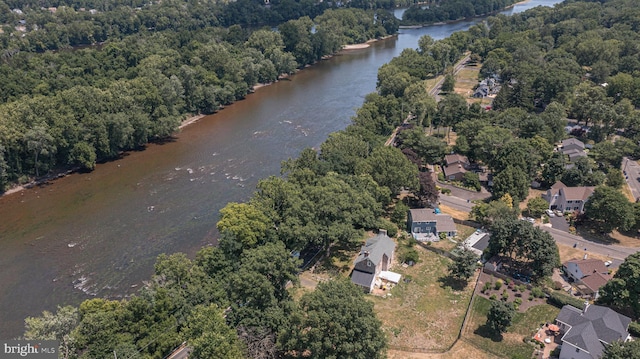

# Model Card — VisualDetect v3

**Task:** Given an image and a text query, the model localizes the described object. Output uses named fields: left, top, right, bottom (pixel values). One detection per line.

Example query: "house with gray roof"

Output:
left=560, top=138, right=588, bottom=165
left=350, top=230, right=396, bottom=293
left=408, top=208, right=457, bottom=241
left=555, top=303, right=631, bottom=359
left=543, top=181, right=595, bottom=213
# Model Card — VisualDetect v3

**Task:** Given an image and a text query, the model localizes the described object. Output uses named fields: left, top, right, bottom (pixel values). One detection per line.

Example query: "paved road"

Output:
left=440, top=193, right=638, bottom=263
left=439, top=194, right=475, bottom=212
left=428, top=54, right=471, bottom=100
left=623, top=157, right=640, bottom=201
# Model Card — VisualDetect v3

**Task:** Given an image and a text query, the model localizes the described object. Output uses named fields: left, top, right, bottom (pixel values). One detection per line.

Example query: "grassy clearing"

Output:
left=464, top=296, right=560, bottom=359
left=388, top=339, right=498, bottom=359
left=557, top=242, right=611, bottom=264
left=370, top=246, right=474, bottom=351
left=439, top=204, right=471, bottom=221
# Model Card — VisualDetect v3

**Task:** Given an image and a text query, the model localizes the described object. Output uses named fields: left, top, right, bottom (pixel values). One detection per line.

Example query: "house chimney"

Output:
left=379, top=229, right=387, bottom=236
left=364, top=251, right=370, bottom=257
left=583, top=253, right=588, bottom=260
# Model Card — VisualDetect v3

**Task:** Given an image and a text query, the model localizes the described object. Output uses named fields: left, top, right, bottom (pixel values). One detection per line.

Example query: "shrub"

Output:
left=518, top=284, right=527, bottom=293
left=439, top=232, right=447, bottom=241
left=399, top=247, right=420, bottom=264
left=548, top=291, right=585, bottom=309
left=502, top=289, right=509, bottom=301
left=441, top=188, right=451, bottom=195
left=628, top=321, right=640, bottom=338
left=514, top=298, right=522, bottom=305
left=494, top=279, right=503, bottom=290
left=438, top=172, right=445, bottom=181
left=531, top=287, right=545, bottom=298
left=482, top=282, right=492, bottom=293
left=490, top=294, right=497, bottom=300
left=377, top=218, right=398, bottom=237
left=553, top=281, right=563, bottom=291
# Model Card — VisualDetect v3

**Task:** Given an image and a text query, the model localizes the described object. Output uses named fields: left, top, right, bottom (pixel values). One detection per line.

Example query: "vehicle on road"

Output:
left=554, top=210, right=564, bottom=217
left=604, top=260, right=612, bottom=267
left=546, top=209, right=555, bottom=217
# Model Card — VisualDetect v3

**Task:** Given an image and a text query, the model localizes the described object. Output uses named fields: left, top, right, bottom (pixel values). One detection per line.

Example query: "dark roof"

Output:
left=409, top=209, right=457, bottom=232
left=472, top=233, right=490, bottom=252
left=354, top=233, right=395, bottom=268
left=562, top=138, right=585, bottom=149
left=580, top=272, right=611, bottom=293
left=557, top=304, right=631, bottom=358
left=444, top=154, right=469, bottom=166
left=351, top=270, right=375, bottom=289
left=443, top=164, right=467, bottom=177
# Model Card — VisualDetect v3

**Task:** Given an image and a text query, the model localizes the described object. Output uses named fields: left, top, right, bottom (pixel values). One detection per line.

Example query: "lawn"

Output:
left=370, top=246, right=475, bottom=351
left=464, top=296, right=560, bottom=359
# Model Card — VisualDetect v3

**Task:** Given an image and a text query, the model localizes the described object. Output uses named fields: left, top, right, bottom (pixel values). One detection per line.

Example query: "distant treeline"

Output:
left=401, top=0, right=518, bottom=24
left=0, top=7, right=398, bottom=191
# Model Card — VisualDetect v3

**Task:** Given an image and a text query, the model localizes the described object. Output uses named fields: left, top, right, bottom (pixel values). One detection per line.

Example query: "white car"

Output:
left=546, top=209, right=555, bottom=217
left=604, top=260, right=612, bottom=267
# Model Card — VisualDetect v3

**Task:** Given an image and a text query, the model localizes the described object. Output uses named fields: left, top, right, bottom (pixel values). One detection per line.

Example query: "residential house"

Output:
left=560, top=138, right=588, bottom=165
left=462, top=229, right=490, bottom=257
left=563, top=258, right=611, bottom=299
left=555, top=303, right=631, bottom=359
left=443, top=154, right=470, bottom=181
left=408, top=208, right=457, bottom=241
left=543, top=181, right=595, bottom=213
left=350, top=230, right=396, bottom=293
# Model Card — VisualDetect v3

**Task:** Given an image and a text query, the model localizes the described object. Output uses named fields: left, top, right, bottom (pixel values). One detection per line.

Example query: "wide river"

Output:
left=0, top=0, right=563, bottom=338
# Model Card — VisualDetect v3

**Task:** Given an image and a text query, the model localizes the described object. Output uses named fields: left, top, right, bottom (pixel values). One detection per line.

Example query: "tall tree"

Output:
left=182, top=304, right=245, bottom=359
left=598, top=252, right=640, bottom=319
left=486, top=300, right=515, bottom=334
left=448, top=248, right=478, bottom=282
left=279, top=279, right=387, bottom=359
left=584, top=186, right=635, bottom=234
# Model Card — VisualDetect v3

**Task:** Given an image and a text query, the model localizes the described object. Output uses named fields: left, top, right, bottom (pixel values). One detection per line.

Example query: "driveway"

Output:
left=549, top=215, right=570, bottom=232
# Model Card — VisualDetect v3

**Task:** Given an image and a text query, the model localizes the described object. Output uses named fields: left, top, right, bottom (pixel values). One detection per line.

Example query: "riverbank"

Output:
left=342, top=35, right=396, bottom=50
left=398, top=0, right=530, bottom=29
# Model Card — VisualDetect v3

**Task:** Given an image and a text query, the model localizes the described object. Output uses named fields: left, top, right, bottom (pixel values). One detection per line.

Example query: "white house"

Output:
left=543, top=181, right=595, bottom=213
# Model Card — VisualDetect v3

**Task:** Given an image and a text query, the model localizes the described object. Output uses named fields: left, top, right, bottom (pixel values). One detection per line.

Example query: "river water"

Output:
left=0, top=0, right=563, bottom=338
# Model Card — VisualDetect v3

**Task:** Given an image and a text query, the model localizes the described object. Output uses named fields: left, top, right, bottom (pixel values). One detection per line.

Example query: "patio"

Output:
left=532, top=324, right=562, bottom=358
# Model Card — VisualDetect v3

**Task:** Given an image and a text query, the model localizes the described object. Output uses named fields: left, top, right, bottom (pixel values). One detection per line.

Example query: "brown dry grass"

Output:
left=439, top=204, right=471, bottom=221
left=387, top=340, right=498, bottom=359
left=520, top=188, right=546, bottom=211
left=371, top=247, right=474, bottom=351
left=557, top=242, right=611, bottom=264
left=622, top=184, right=635, bottom=202
left=608, top=230, right=640, bottom=248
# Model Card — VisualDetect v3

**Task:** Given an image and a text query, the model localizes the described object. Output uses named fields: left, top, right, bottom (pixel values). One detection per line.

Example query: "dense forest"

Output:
left=402, top=0, right=518, bottom=24
left=16, top=0, right=640, bottom=357
left=0, top=6, right=399, bottom=191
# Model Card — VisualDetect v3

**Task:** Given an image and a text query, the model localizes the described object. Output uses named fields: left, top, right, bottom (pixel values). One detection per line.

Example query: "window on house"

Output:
left=574, top=207, right=579, bottom=210
left=414, top=227, right=420, bottom=233
left=425, top=227, right=431, bottom=232
left=567, top=200, right=573, bottom=203
left=367, top=261, right=371, bottom=267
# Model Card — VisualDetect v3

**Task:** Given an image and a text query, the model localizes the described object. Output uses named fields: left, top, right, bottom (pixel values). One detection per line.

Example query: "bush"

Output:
left=628, top=321, right=640, bottom=338
left=531, top=287, right=545, bottom=299
left=490, top=294, right=497, bottom=300
left=518, top=284, right=527, bottom=293
left=494, top=279, right=503, bottom=290
left=377, top=218, right=398, bottom=237
left=553, top=281, right=563, bottom=291
left=441, top=188, right=451, bottom=195
left=399, top=247, right=420, bottom=264
left=502, top=289, right=509, bottom=301
left=548, top=291, right=585, bottom=309
left=439, top=232, right=447, bottom=241
left=482, top=282, right=492, bottom=293
left=514, top=298, right=522, bottom=305
left=438, top=172, right=445, bottom=181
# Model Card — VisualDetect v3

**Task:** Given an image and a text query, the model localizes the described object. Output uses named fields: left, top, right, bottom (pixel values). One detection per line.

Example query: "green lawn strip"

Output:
left=371, top=248, right=473, bottom=351
left=465, top=296, right=560, bottom=359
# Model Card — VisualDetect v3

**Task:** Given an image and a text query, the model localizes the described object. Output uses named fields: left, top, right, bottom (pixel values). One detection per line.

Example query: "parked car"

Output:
left=554, top=210, right=564, bottom=217
left=604, top=260, right=612, bottom=267
left=546, top=209, right=555, bottom=217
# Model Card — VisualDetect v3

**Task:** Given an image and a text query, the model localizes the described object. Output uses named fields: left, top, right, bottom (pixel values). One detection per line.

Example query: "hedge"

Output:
left=629, top=321, right=640, bottom=338
left=547, top=291, right=585, bottom=309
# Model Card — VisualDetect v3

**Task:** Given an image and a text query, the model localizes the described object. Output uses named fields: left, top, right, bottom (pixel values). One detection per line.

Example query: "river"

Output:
left=0, top=0, right=563, bottom=338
